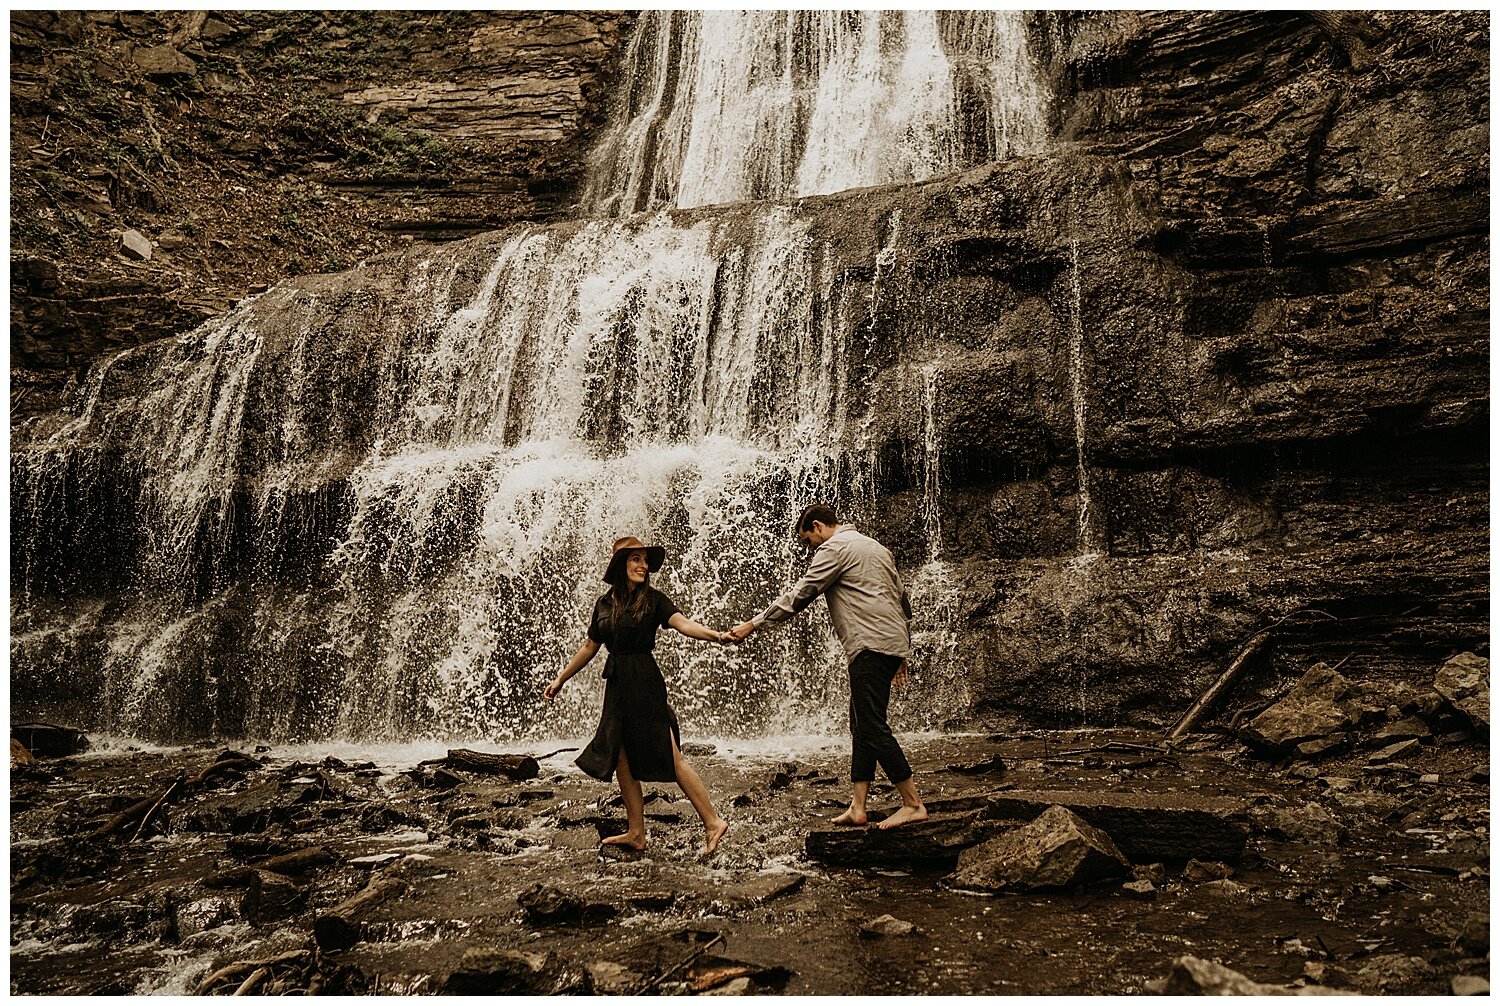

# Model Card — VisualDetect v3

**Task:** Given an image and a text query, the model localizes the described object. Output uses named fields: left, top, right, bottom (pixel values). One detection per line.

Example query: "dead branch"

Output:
left=634, top=933, right=726, bottom=995
left=131, top=772, right=183, bottom=841
left=1166, top=630, right=1272, bottom=744
left=314, top=874, right=406, bottom=951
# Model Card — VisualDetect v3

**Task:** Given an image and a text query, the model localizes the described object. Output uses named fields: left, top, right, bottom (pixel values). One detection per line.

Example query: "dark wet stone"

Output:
left=180, top=780, right=315, bottom=834
left=951, top=805, right=1129, bottom=892
left=518, top=882, right=618, bottom=925
left=680, top=742, right=717, bottom=757
left=242, top=869, right=305, bottom=922
left=11, top=723, right=89, bottom=757
left=1182, top=859, right=1234, bottom=883
left=714, top=873, right=806, bottom=908
left=441, top=948, right=586, bottom=994
left=1458, top=912, right=1488, bottom=956
left=946, top=755, right=1008, bottom=776
left=1132, top=862, right=1166, bottom=884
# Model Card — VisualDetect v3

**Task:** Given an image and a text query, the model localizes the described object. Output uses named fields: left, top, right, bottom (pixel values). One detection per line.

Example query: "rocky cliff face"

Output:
left=11, top=11, right=1489, bottom=736
left=11, top=10, right=632, bottom=412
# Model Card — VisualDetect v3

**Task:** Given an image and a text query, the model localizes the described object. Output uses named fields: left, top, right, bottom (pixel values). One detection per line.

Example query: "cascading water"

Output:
left=587, top=10, right=1046, bottom=215
left=12, top=12, right=1048, bottom=743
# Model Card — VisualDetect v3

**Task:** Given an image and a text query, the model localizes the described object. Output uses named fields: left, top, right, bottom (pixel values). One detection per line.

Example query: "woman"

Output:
left=544, top=535, right=730, bottom=856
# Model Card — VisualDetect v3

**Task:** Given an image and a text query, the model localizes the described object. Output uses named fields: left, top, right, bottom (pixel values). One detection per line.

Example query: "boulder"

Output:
left=241, top=870, right=304, bottom=922
left=1452, top=976, right=1489, bottom=996
left=441, top=949, right=585, bottom=995
left=585, top=961, right=642, bottom=995
left=1144, top=955, right=1358, bottom=995
left=1434, top=652, right=1489, bottom=729
left=859, top=914, right=916, bottom=937
left=1182, top=859, right=1234, bottom=883
left=1457, top=912, right=1488, bottom=956
left=1251, top=804, right=1344, bottom=844
left=517, top=883, right=617, bottom=926
left=1373, top=717, right=1432, bottom=742
left=950, top=805, right=1129, bottom=892
left=12, top=723, right=89, bottom=757
left=1240, top=664, right=1372, bottom=757
left=119, top=229, right=153, bottom=261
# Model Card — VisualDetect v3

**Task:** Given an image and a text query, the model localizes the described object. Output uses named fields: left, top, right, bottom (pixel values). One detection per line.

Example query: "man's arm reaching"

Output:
left=728, top=544, right=846, bottom=641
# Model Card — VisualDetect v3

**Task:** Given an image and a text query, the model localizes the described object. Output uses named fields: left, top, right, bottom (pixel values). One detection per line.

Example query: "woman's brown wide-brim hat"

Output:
left=602, top=535, right=666, bottom=585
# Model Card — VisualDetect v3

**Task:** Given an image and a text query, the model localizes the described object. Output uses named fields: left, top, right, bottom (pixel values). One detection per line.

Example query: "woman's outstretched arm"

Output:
left=668, top=612, right=728, bottom=643
left=545, top=638, right=601, bottom=700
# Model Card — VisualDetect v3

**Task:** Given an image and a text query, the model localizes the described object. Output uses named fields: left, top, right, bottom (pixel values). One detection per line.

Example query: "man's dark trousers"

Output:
left=848, top=649, right=913, bottom=783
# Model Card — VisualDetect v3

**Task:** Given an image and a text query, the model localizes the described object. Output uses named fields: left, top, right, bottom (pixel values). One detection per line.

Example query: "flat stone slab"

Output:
left=982, top=789, right=1250, bottom=863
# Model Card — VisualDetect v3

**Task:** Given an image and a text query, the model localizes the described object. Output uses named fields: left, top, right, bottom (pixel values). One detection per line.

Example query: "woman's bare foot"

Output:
left=831, top=807, right=868, bottom=826
left=702, top=817, right=730, bottom=856
left=874, top=804, right=928, bottom=830
left=601, top=830, right=647, bottom=851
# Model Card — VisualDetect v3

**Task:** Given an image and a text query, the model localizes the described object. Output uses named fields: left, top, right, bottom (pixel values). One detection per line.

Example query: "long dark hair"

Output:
left=606, top=572, right=654, bottom=629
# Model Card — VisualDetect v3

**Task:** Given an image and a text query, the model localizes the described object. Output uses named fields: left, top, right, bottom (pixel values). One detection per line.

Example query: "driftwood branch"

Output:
left=94, top=771, right=185, bottom=838
left=194, top=949, right=310, bottom=996
left=1166, top=631, right=1272, bottom=744
left=634, top=933, right=726, bottom=995
left=130, top=773, right=183, bottom=841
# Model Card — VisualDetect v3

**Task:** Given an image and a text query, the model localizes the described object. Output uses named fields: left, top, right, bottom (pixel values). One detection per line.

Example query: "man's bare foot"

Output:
left=874, top=805, right=928, bottom=830
left=831, top=807, right=868, bottom=826
left=702, top=817, right=730, bottom=856
left=601, top=831, right=647, bottom=851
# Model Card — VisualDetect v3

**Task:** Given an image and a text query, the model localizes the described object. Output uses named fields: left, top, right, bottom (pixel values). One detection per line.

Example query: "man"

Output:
left=727, top=503, right=928, bottom=830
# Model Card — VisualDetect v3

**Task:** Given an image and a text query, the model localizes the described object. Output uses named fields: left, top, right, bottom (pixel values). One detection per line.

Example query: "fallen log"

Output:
left=315, top=874, right=406, bottom=951
left=1165, top=630, right=1272, bottom=744
left=232, top=967, right=269, bottom=996
left=423, top=749, right=540, bottom=781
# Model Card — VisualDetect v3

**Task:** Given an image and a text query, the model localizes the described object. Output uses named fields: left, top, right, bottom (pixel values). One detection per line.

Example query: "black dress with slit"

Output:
left=574, top=588, right=683, bottom=783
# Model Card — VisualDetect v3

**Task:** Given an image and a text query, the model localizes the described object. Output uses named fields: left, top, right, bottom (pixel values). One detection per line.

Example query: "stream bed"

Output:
left=10, top=728, right=1488, bottom=995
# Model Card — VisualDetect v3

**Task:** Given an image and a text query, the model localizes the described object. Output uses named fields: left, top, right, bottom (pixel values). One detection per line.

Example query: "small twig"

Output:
left=634, top=933, right=725, bottom=995
left=534, top=746, right=580, bottom=761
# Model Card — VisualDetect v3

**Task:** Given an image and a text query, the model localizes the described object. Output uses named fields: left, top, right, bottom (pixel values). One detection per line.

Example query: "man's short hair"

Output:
left=796, top=503, right=838, bottom=534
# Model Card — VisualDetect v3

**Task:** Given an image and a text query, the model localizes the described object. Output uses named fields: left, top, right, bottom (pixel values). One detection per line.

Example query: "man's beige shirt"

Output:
left=752, top=525, right=912, bottom=662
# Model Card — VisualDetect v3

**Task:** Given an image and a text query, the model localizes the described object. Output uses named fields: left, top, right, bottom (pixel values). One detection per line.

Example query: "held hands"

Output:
left=725, top=621, right=756, bottom=643
left=543, top=675, right=565, bottom=701
left=893, top=661, right=910, bottom=687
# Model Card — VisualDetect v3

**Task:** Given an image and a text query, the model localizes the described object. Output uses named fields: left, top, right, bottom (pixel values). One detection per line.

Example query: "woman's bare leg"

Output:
left=672, top=738, right=729, bottom=855
left=601, top=749, right=647, bottom=850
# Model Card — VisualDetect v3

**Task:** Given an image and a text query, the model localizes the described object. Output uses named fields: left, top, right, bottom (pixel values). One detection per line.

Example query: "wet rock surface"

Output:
left=10, top=729, right=1487, bottom=995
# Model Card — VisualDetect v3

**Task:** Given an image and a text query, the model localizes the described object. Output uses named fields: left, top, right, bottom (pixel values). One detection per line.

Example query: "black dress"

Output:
left=574, top=587, right=683, bottom=783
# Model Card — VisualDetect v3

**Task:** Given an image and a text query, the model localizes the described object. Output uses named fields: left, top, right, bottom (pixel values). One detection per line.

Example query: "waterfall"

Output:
left=12, top=13, right=1049, bottom=742
left=587, top=10, right=1046, bottom=215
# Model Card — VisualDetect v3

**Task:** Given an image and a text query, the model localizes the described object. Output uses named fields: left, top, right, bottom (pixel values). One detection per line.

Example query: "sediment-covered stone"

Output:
left=950, top=805, right=1129, bottom=892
